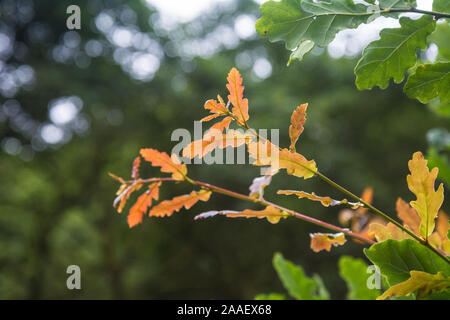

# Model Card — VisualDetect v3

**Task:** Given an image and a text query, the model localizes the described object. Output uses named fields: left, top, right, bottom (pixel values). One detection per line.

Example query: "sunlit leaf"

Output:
left=278, top=189, right=361, bottom=208
left=226, top=68, right=249, bottom=125
left=113, top=180, right=143, bottom=213
left=127, top=181, right=161, bottom=228
left=396, top=197, right=420, bottom=235
left=287, top=40, right=314, bottom=66
left=378, top=271, right=450, bottom=300
left=289, top=104, right=307, bottom=152
left=310, top=232, right=346, bottom=252
left=407, top=151, right=444, bottom=238
left=140, top=148, right=187, bottom=181
left=368, top=222, right=411, bottom=242
left=149, top=189, right=211, bottom=217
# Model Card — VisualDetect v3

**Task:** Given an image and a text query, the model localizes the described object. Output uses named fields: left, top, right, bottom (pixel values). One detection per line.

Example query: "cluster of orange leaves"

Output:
left=111, top=67, right=448, bottom=255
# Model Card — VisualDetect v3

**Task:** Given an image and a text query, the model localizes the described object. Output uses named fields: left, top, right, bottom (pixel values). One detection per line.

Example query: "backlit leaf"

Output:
left=140, top=148, right=187, bottom=181
left=355, top=16, right=436, bottom=90
left=368, top=222, right=411, bottom=242
left=113, top=180, right=143, bottom=213
left=407, top=151, right=444, bottom=238
left=378, top=271, right=450, bottom=300
left=287, top=40, right=314, bottom=66
left=310, top=232, right=346, bottom=252
left=127, top=181, right=161, bottom=228
left=289, top=104, right=307, bottom=152
left=226, top=68, right=249, bottom=125
left=201, top=97, right=229, bottom=122
left=396, top=197, right=420, bottom=235
left=149, top=189, right=211, bottom=217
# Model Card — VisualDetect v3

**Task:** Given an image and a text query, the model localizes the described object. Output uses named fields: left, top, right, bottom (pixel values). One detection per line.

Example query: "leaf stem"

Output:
left=388, top=7, right=450, bottom=20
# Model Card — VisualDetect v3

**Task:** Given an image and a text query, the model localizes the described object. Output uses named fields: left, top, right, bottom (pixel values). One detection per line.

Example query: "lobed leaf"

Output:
left=396, top=197, right=420, bottom=234
left=368, top=222, right=411, bottom=242
left=226, top=68, right=249, bottom=125
left=131, top=156, right=141, bottom=180
left=288, top=104, right=307, bottom=152
left=355, top=16, right=436, bottom=90
left=407, top=151, right=444, bottom=238
left=140, top=148, right=187, bottom=181
left=149, top=189, right=211, bottom=217
left=127, top=181, right=161, bottom=228
left=404, top=62, right=450, bottom=104
left=278, top=189, right=362, bottom=208
left=310, top=232, right=346, bottom=252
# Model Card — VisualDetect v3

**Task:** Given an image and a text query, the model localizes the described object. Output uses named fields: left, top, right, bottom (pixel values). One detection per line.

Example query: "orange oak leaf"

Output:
left=131, top=157, right=141, bottom=180
left=113, top=180, right=143, bottom=213
left=396, top=197, right=420, bottom=235
left=310, top=232, right=346, bottom=252
left=289, top=104, right=307, bottom=152
left=226, top=68, right=249, bottom=125
left=140, top=148, right=187, bottom=181
left=277, top=190, right=362, bottom=208
left=429, top=211, right=450, bottom=254
left=127, top=181, right=161, bottom=228
left=407, top=152, right=444, bottom=238
left=149, top=189, right=212, bottom=217
left=194, top=206, right=288, bottom=224
left=368, top=222, right=411, bottom=242
left=201, top=97, right=229, bottom=122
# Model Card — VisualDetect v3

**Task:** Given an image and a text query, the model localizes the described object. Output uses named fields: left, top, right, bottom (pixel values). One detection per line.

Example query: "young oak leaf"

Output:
left=407, top=152, right=444, bottom=239
left=310, top=232, right=346, bottom=253
left=226, top=68, right=249, bottom=125
left=277, top=190, right=362, bottom=208
left=368, top=222, right=412, bottom=242
left=140, top=148, right=187, bottom=181
left=200, top=97, right=229, bottom=122
left=149, top=189, right=212, bottom=217
left=131, top=156, right=141, bottom=180
left=194, top=206, right=288, bottom=224
left=249, top=175, right=272, bottom=199
left=378, top=271, right=450, bottom=300
left=396, top=197, right=421, bottom=235
left=289, top=104, right=307, bottom=152
left=127, top=181, right=161, bottom=228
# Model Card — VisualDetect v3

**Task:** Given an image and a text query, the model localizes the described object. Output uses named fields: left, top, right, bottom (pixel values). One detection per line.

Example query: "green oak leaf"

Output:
left=355, top=15, right=436, bottom=90
left=287, top=40, right=315, bottom=66
left=255, top=0, right=371, bottom=51
left=338, top=256, right=380, bottom=300
left=404, top=62, right=450, bottom=103
left=364, top=239, right=450, bottom=286
left=272, top=252, right=329, bottom=300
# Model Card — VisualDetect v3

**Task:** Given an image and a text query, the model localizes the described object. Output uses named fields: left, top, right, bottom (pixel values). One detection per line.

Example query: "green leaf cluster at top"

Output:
left=255, top=0, right=450, bottom=107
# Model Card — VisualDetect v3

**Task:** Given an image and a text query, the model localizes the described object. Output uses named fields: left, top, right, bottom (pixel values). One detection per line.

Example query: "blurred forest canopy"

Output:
left=0, top=0, right=448, bottom=299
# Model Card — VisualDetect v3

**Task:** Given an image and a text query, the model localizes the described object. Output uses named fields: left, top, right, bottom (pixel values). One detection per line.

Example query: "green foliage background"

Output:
left=0, top=0, right=448, bottom=299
